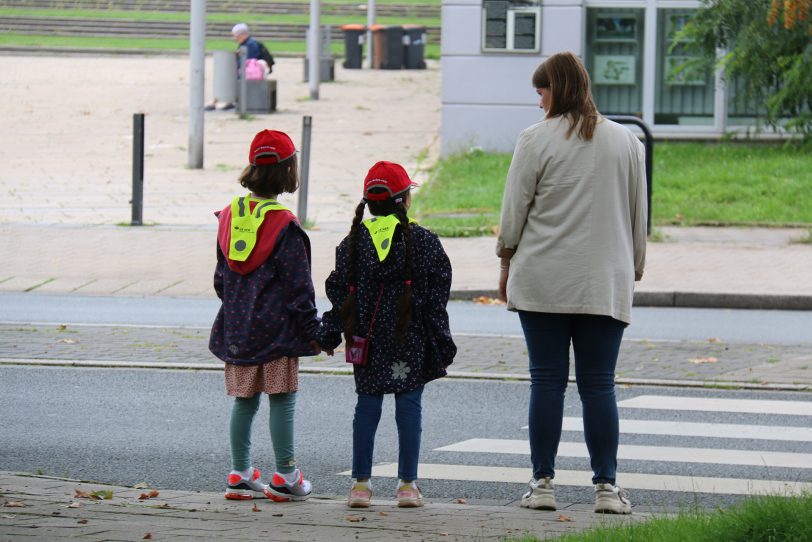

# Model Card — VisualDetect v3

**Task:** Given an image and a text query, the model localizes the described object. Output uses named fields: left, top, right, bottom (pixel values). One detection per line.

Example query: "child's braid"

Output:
left=340, top=200, right=367, bottom=343
left=393, top=202, right=414, bottom=341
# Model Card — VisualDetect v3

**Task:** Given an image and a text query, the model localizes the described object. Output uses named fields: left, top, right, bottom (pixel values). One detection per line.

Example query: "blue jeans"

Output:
left=518, top=312, right=626, bottom=485
left=352, top=386, right=424, bottom=481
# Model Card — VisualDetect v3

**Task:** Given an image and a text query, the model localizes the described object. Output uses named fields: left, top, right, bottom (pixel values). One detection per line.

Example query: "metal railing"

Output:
left=605, top=115, right=653, bottom=232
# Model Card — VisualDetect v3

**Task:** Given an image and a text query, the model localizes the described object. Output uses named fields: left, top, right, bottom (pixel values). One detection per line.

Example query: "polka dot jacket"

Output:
left=209, top=222, right=320, bottom=365
left=317, top=221, right=456, bottom=395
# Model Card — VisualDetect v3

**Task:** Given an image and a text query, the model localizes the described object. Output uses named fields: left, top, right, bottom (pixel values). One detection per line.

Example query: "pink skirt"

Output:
left=224, top=357, right=299, bottom=397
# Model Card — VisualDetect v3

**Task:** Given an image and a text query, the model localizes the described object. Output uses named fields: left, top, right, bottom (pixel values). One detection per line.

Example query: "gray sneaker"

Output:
left=594, top=483, right=632, bottom=514
left=520, top=477, right=556, bottom=510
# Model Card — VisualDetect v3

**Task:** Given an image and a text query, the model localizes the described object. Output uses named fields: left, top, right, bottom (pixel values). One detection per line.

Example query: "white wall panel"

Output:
left=442, top=55, right=545, bottom=104
left=541, top=6, right=584, bottom=55
left=441, top=5, right=482, bottom=56
left=441, top=103, right=544, bottom=155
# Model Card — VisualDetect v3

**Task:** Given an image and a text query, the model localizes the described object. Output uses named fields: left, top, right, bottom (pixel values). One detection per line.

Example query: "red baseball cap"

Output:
left=249, top=130, right=296, bottom=166
left=363, top=161, right=419, bottom=201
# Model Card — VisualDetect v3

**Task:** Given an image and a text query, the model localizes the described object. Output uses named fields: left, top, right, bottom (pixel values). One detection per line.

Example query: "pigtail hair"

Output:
left=340, top=200, right=367, bottom=343
left=393, top=201, right=413, bottom=342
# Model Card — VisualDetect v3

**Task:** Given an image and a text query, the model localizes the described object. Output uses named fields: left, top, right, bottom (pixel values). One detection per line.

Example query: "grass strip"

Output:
left=0, top=32, right=441, bottom=57
left=412, top=141, right=812, bottom=236
left=0, top=7, right=440, bottom=26
left=0, top=33, right=440, bottom=57
left=506, top=493, right=812, bottom=542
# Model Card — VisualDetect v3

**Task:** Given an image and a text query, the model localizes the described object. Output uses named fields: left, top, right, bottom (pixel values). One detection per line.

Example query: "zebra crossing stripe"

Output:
left=344, top=464, right=812, bottom=496
left=557, top=417, right=812, bottom=442
left=617, top=396, right=812, bottom=416
left=435, top=439, right=812, bottom=469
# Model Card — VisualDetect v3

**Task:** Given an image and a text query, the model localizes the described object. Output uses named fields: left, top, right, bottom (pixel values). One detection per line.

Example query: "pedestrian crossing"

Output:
left=340, top=393, right=812, bottom=497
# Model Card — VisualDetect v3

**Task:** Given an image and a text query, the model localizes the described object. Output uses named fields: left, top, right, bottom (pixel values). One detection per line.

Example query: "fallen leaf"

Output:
left=67, top=502, right=81, bottom=508
left=57, top=324, right=67, bottom=331
left=77, top=519, right=89, bottom=524
left=454, top=498, right=467, bottom=504
left=558, top=514, right=573, bottom=522
left=91, top=490, right=113, bottom=500
left=3, top=502, right=27, bottom=508
left=272, top=513, right=283, bottom=517
left=252, top=503, right=260, bottom=512
left=74, top=489, right=92, bottom=499
left=472, top=296, right=505, bottom=305
left=158, top=503, right=171, bottom=509
left=688, top=357, right=718, bottom=364
left=133, top=482, right=149, bottom=489
left=378, top=511, right=389, bottom=516
left=58, top=338, right=78, bottom=344
left=143, top=533, right=152, bottom=540
left=1, top=514, right=16, bottom=519
left=708, top=337, right=720, bottom=343
left=346, top=515, right=367, bottom=522
left=148, top=490, right=159, bottom=498
left=138, top=493, right=150, bottom=500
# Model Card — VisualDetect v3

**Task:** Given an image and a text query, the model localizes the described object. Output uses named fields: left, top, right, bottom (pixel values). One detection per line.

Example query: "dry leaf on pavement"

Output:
left=688, top=357, right=718, bottom=364
left=472, top=296, right=505, bottom=305
left=91, top=490, right=113, bottom=500
left=557, top=514, right=573, bottom=522
left=708, top=337, right=720, bottom=343
left=454, top=498, right=467, bottom=504
left=143, top=533, right=152, bottom=540
left=77, top=519, right=89, bottom=524
left=74, top=489, right=92, bottom=499
left=1, top=514, right=16, bottom=519
left=58, top=338, right=78, bottom=344
left=252, top=504, right=260, bottom=512
left=133, top=482, right=149, bottom=489
left=346, top=515, right=367, bottom=522
left=149, top=490, right=159, bottom=498
left=378, top=511, right=388, bottom=516
left=67, top=502, right=81, bottom=508
left=3, top=502, right=27, bottom=508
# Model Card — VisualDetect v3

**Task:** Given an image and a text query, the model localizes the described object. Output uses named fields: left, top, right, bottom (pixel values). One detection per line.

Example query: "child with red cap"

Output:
left=209, top=129, right=318, bottom=502
left=316, top=161, right=457, bottom=508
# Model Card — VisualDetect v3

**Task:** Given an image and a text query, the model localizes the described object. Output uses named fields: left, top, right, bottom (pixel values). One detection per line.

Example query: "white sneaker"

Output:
left=520, top=477, right=556, bottom=510
left=594, top=483, right=632, bottom=514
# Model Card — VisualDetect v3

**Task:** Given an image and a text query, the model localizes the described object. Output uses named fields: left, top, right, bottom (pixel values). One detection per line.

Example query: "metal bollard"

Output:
left=238, top=46, right=247, bottom=117
left=298, top=116, right=313, bottom=225
left=131, top=113, right=145, bottom=226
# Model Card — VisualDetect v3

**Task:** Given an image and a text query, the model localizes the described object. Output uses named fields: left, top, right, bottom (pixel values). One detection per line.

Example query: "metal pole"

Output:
left=188, top=0, right=205, bottom=169
left=131, top=113, right=145, bottom=226
left=365, top=0, right=375, bottom=68
left=298, top=116, right=313, bottom=224
left=308, top=0, right=321, bottom=99
left=238, top=45, right=247, bottom=116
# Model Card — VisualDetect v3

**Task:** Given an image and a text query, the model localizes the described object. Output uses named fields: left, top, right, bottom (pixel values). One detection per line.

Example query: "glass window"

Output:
left=655, top=9, right=714, bottom=125
left=586, top=8, right=645, bottom=116
left=482, top=0, right=541, bottom=52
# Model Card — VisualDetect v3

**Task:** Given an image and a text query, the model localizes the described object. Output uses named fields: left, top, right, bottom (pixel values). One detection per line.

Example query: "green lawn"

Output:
left=506, top=493, right=811, bottom=542
left=0, top=33, right=440, bottom=58
left=0, top=8, right=440, bottom=27
left=412, top=141, right=812, bottom=236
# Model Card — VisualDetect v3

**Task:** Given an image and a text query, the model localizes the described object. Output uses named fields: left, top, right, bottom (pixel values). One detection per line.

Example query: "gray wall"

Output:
left=441, top=0, right=584, bottom=156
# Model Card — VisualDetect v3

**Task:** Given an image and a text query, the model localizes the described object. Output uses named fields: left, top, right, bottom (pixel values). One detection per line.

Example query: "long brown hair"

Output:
left=339, top=189, right=414, bottom=343
left=532, top=51, right=599, bottom=141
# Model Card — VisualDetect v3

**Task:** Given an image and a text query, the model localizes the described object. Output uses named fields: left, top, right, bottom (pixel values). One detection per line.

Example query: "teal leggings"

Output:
left=230, top=392, right=297, bottom=474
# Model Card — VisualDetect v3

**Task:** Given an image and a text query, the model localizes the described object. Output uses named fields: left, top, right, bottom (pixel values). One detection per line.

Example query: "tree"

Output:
left=679, top=0, right=812, bottom=137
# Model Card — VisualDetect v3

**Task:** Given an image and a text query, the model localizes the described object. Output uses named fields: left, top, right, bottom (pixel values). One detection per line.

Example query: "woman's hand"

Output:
left=498, top=254, right=512, bottom=303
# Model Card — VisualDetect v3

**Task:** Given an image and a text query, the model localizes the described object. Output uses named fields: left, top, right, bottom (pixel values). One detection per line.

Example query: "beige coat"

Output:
left=496, top=116, right=647, bottom=324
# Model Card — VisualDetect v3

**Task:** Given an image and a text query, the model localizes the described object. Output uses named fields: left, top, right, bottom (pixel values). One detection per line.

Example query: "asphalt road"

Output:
left=2, top=293, right=812, bottom=344
left=2, top=366, right=809, bottom=510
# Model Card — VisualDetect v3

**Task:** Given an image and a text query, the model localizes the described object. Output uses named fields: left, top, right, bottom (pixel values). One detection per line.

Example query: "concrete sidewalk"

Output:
left=0, top=472, right=647, bottom=541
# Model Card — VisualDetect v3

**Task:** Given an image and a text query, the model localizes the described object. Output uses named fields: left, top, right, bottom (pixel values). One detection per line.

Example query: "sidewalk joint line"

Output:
left=23, top=278, right=55, bottom=292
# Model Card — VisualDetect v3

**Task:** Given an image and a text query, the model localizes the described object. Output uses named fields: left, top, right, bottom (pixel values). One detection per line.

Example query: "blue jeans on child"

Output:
left=518, top=311, right=626, bottom=485
left=352, top=385, right=424, bottom=481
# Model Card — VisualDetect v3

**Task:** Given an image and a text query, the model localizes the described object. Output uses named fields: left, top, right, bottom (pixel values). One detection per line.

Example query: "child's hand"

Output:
left=319, top=343, right=335, bottom=356
left=309, top=340, right=322, bottom=354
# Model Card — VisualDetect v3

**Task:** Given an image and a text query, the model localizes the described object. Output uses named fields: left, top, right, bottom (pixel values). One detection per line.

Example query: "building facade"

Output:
left=441, top=0, right=761, bottom=156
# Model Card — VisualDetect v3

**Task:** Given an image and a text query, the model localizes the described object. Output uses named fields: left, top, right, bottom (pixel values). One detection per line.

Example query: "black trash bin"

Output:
left=341, top=24, right=366, bottom=69
left=371, top=25, right=404, bottom=69
left=402, top=24, right=426, bottom=69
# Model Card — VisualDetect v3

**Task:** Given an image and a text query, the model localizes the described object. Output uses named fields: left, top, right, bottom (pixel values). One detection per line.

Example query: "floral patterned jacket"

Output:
left=317, top=221, right=456, bottom=395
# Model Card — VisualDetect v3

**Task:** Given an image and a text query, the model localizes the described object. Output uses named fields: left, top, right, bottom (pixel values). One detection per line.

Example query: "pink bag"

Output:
left=345, top=285, right=384, bottom=366
left=245, top=59, right=264, bottom=80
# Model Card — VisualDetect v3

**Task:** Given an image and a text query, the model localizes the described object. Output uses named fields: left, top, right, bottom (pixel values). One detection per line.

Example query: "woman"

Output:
left=496, top=52, right=647, bottom=515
